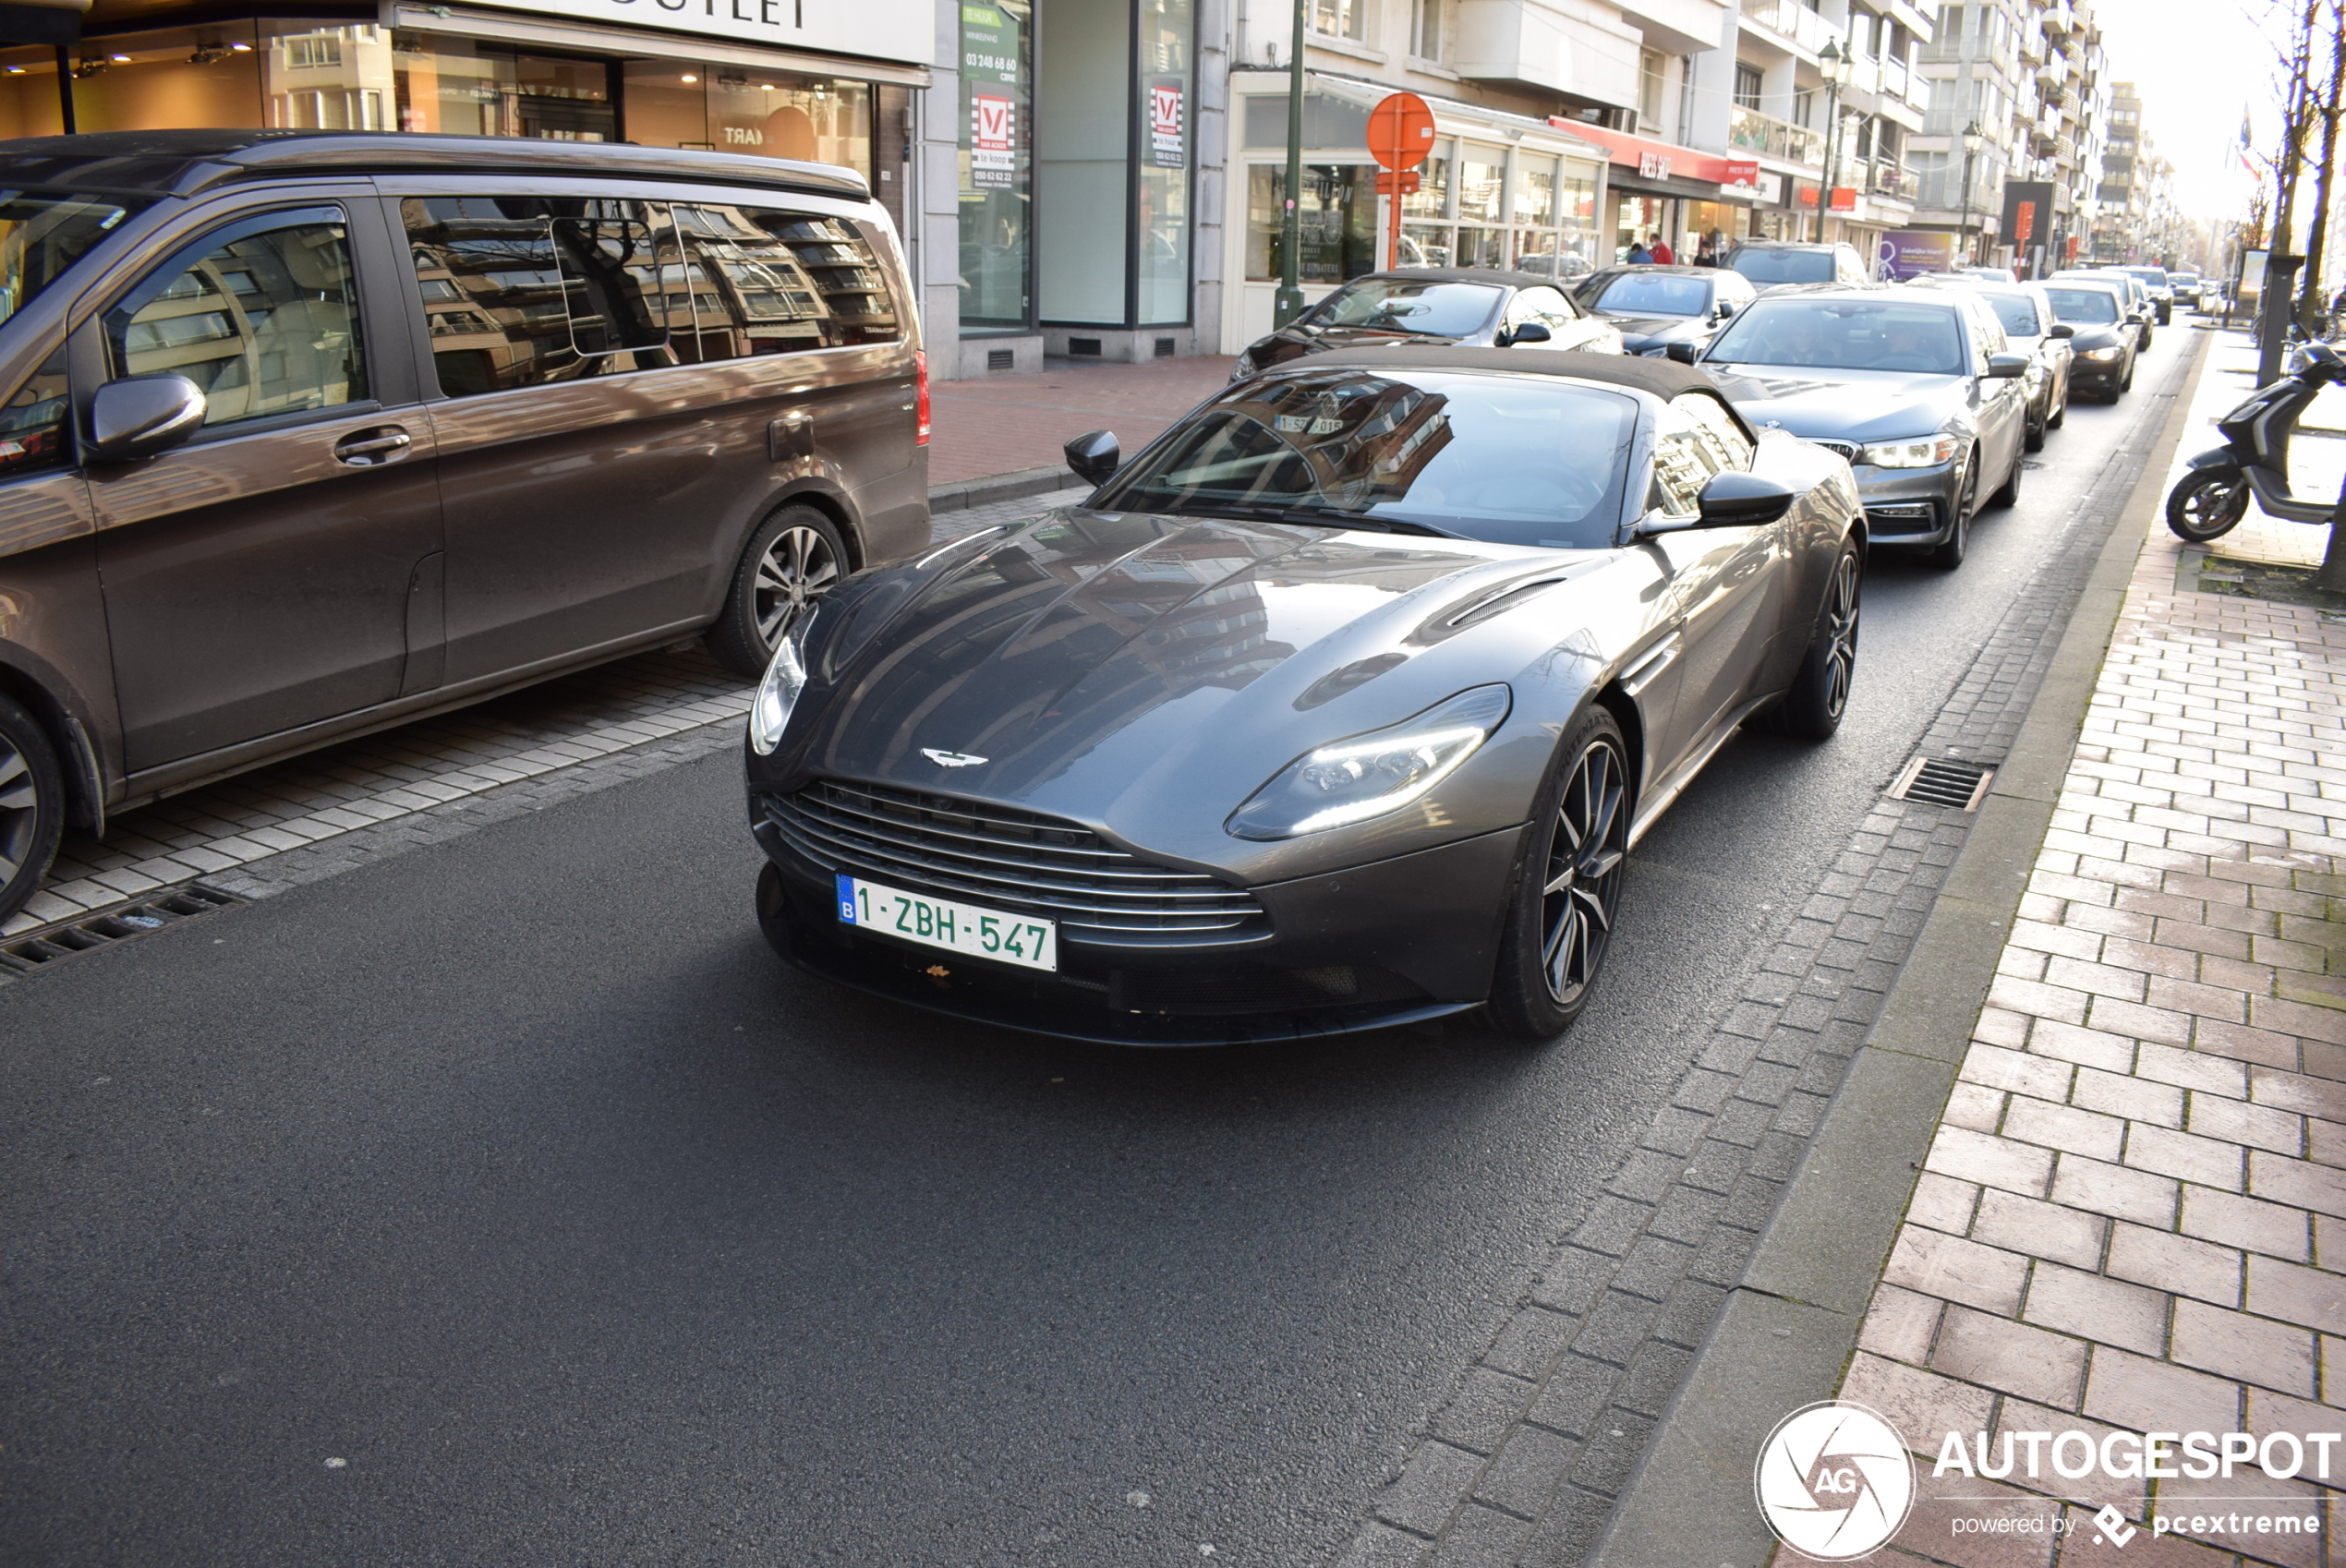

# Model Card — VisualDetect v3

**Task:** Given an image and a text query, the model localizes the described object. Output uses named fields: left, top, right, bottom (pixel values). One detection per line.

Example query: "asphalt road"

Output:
left=1, top=330, right=2196, bottom=1568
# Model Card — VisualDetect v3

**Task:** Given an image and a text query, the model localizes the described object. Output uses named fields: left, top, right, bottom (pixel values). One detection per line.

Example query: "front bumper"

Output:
left=1851, top=459, right=1964, bottom=545
left=2071, top=356, right=2126, bottom=393
left=750, top=798, right=1527, bottom=1045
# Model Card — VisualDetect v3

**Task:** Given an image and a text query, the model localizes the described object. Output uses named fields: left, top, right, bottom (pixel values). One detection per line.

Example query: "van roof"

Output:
left=0, top=129, right=872, bottom=202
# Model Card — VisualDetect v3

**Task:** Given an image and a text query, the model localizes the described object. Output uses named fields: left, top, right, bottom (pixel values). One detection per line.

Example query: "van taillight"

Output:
left=915, top=350, right=931, bottom=446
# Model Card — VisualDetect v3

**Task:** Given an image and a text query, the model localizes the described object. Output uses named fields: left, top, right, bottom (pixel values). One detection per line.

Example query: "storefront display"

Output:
left=957, top=0, right=1029, bottom=332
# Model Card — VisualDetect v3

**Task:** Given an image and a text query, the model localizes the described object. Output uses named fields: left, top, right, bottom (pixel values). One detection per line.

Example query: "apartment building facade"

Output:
left=2087, top=80, right=2183, bottom=265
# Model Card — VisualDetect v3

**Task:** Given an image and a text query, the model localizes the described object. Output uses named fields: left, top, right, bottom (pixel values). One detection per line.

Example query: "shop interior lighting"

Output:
left=3, top=66, right=22, bottom=75
left=229, top=41, right=251, bottom=50
left=679, top=72, right=696, bottom=82
left=109, top=53, right=130, bottom=62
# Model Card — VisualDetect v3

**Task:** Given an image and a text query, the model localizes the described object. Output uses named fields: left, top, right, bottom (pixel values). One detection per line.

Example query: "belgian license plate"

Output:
left=835, top=874, right=1058, bottom=972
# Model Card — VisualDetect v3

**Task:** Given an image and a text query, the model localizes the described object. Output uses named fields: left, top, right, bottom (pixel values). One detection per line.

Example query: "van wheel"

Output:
left=0, top=693, right=65, bottom=927
left=708, top=505, right=848, bottom=678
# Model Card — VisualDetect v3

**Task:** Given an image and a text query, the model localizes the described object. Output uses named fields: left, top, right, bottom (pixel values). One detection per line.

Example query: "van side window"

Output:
left=402, top=196, right=690, bottom=397
left=0, top=347, right=69, bottom=478
left=105, top=217, right=366, bottom=428
left=673, top=204, right=901, bottom=359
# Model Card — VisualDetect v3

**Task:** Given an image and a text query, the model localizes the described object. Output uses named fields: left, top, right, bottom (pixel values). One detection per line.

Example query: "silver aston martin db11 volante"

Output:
left=744, top=349, right=1864, bottom=1045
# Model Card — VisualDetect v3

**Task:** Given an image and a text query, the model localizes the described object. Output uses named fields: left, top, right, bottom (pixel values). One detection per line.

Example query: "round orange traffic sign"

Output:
left=1368, top=91, right=1435, bottom=171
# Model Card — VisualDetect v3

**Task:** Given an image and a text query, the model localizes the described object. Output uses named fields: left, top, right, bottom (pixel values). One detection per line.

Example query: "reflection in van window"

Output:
left=402, top=196, right=692, bottom=396
left=672, top=205, right=901, bottom=358
left=107, top=221, right=367, bottom=428
left=0, top=192, right=146, bottom=332
left=0, top=348, right=69, bottom=479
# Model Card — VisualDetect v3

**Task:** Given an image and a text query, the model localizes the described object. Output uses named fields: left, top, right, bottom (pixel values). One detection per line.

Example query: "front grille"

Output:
left=1811, top=439, right=1863, bottom=463
left=766, top=778, right=1264, bottom=935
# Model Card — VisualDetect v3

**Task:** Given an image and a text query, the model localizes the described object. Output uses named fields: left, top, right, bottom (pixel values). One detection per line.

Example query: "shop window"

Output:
left=402, top=196, right=692, bottom=397
left=1244, top=166, right=1375, bottom=283
left=106, top=215, right=366, bottom=428
left=672, top=206, right=900, bottom=358
left=1457, top=149, right=1503, bottom=223
left=958, top=0, right=1031, bottom=330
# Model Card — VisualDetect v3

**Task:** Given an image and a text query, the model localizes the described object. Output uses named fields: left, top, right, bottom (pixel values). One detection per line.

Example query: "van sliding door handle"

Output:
left=333, top=428, right=413, bottom=465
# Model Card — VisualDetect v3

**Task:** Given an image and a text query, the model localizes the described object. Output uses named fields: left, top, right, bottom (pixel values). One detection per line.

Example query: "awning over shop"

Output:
left=1552, top=120, right=1759, bottom=202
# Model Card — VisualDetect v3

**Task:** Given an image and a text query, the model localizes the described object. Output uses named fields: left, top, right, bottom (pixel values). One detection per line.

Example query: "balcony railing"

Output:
left=1743, top=0, right=1843, bottom=57
left=1880, top=55, right=1908, bottom=101
left=1866, top=160, right=1914, bottom=198
left=1729, top=103, right=1827, bottom=166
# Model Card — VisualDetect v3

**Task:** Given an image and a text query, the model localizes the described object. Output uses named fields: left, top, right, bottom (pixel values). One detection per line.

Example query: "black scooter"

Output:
left=2166, top=340, right=2346, bottom=541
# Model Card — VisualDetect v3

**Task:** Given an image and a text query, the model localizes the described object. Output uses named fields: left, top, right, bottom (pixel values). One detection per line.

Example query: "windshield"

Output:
left=1594, top=272, right=1711, bottom=316
left=1731, top=249, right=1835, bottom=284
left=1706, top=296, right=1965, bottom=374
left=2044, top=286, right=2122, bottom=325
left=1094, top=368, right=1638, bottom=549
left=1302, top=279, right=1504, bottom=338
left=1979, top=293, right=2042, bottom=336
left=2123, top=268, right=2170, bottom=287
left=0, top=190, right=145, bottom=331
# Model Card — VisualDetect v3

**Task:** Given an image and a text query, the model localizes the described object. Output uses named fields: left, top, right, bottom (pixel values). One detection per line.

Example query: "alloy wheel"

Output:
left=753, top=525, right=840, bottom=647
left=0, top=731, right=42, bottom=887
left=1820, top=549, right=1860, bottom=721
left=1541, top=736, right=1629, bottom=1007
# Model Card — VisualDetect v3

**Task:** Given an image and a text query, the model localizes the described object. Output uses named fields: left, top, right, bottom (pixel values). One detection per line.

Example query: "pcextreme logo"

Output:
left=1755, top=1401, right=1916, bottom=1560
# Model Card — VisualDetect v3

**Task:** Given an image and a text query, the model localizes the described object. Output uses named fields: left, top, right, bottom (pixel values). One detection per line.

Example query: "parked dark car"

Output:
left=744, top=351, right=1865, bottom=1045
left=2119, top=265, right=2176, bottom=324
left=1909, top=276, right=2074, bottom=450
left=1697, top=286, right=2030, bottom=569
left=2040, top=280, right=2139, bottom=401
left=0, top=130, right=928, bottom=923
left=2053, top=269, right=2156, bottom=350
left=1571, top=264, right=1759, bottom=357
left=1725, top=240, right=1874, bottom=293
left=1231, top=269, right=1622, bottom=380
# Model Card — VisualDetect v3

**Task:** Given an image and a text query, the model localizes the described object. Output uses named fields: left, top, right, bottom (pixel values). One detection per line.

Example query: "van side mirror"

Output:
left=1503, top=320, right=1551, bottom=345
left=87, top=374, right=205, bottom=464
left=1065, top=429, right=1120, bottom=487
left=2049, top=321, right=2075, bottom=339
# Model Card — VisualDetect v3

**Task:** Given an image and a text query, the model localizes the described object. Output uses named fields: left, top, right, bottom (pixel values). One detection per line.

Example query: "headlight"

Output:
left=747, top=609, right=817, bottom=755
left=1225, top=684, right=1511, bottom=840
left=1860, top=435, right=1960, bottom=468
left=2083, top=346, right=2124, bottom=361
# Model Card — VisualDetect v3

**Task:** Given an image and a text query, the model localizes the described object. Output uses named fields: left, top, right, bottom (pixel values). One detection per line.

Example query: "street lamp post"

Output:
left=1815, top=42, right=1851, bottom=245
left=1957, top=120, right=1984, bottom=267
left=1275, top=0, right=1308, bottom=327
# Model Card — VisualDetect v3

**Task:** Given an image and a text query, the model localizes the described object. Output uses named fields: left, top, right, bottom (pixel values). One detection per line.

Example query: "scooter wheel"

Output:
left=2166, top=467, right=2251, bottom=543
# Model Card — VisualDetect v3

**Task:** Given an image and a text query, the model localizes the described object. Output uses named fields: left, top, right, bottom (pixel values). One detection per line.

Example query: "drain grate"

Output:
left=1888, top=755, right=1995, bottom=811
left=0, top=883, right=242, bottom=973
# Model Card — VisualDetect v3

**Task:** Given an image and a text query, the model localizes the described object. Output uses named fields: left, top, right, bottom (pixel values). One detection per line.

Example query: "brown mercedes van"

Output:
left=0, top=130, right=928, bottom=923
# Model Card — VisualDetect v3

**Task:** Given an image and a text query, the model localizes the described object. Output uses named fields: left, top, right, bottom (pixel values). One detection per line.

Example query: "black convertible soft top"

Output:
left=1292, top=345, right=1759, bottom=441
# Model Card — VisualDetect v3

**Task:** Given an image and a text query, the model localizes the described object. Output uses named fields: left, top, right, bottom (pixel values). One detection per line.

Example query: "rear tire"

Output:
left=1759, top=542, right=1861, bottom=741
left=0, top=693, right=65, bottom=928
left=708, top=505, right=849, bottom=678
left=1482, top=706, right=1630, bottom=1043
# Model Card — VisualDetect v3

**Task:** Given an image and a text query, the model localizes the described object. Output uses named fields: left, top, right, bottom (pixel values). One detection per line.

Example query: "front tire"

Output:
left=0, top=693, right=65, bottom=927
left=1760, top=542, right=1860, bottom=740
left=2048, top=382, right=2067, bottom=429
left=1929, top=459, right=1977, bottom=571
left=708, top=505, right=848, bottom=678
left=1483, top=708, right=1630, bottom=1042
left=2166, top=466, right=2251, bottom=542
left=1989, top=440, right=2024, bottom=508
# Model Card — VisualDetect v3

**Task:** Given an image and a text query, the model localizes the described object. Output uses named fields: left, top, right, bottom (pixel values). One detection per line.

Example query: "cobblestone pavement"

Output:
left=1815, top=333, right=2346, bottom=1567
left=928, top=355, right=1236, bottom=484
left=1334, top=333, right=2214, bottom=1567
left=11, top=485, right=1085, bottom=943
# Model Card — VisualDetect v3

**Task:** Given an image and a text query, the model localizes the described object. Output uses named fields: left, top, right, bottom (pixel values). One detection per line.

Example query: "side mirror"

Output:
left=1695, top=470, right=1796, bottom=527
left=1504, top=320, right=1552, bottom=345
left=2048, top=321, right=2075, bottom=339
left=1663, top=341, right=1699, bottom=365
left=1985, top=353, right=2029, bottom=379
left=1714, top=299, right=1740, bottom=320
left=1064, top=428, right=1120, bottom=487
left=86, top=374, right=205, bottom=464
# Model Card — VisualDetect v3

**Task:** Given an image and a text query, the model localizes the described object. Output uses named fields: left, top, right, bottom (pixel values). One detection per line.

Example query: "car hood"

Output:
left=767, top=508, right=1622, bottom=870
left=1599, top=312, right=1707, bottom=345
left=1703, top=366, right=1971, bottom=440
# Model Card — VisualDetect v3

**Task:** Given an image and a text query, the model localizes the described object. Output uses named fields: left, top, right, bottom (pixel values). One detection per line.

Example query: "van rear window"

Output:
left=403, top=196, right=901, bottom=398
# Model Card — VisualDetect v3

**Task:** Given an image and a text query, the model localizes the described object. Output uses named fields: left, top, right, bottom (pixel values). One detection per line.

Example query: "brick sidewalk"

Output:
left=1815, top=339, right=2346, bottom=1566
left=928, top=355, right=1235, bottom=485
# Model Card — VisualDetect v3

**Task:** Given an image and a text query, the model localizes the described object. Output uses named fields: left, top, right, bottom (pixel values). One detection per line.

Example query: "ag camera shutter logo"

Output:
left=1755, top=1401, right=1916, bottom=1560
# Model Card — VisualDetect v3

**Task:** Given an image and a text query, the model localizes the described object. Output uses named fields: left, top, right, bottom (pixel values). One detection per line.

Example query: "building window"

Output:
left=1310, top=0, right=1366, bottom=42
left=1734, top=64, right=1762, bottom=111
left=1410, top=0, right=1443, bottom=61
left=1638, top=50, right=1664, bottom=134
left=1245, top=164, right=1374, bottom=282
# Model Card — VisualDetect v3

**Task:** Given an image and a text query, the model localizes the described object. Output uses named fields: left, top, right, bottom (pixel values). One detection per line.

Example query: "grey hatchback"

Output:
left=0, top=130, right=927, bottom=923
